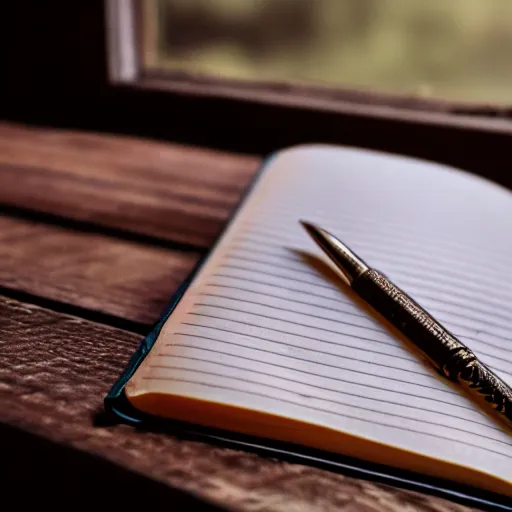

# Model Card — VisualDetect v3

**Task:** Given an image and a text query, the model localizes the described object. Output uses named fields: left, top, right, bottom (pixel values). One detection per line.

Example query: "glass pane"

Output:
left=147, top=0, right=512, bottom=104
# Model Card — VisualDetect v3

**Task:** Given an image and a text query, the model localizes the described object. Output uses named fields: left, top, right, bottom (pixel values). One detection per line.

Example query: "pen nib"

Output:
left=300, top=220, right=369, bottom=284
left=299, top=220, right=321, bottom=240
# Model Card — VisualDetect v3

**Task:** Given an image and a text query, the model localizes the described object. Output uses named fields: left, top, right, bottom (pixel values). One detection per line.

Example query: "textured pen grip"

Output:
left=353, top=269, right=512, bottom=423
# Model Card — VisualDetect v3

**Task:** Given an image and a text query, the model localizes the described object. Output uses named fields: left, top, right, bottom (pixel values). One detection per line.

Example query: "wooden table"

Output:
left=0, top=122, right=478, bottom=511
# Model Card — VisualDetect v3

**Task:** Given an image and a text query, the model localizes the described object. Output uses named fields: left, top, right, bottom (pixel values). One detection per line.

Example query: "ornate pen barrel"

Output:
left=353, top=269, right=512, bottom=424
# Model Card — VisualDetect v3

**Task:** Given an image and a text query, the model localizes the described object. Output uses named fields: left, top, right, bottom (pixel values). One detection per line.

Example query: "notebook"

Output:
left=106, top=145, right=512, bottom=508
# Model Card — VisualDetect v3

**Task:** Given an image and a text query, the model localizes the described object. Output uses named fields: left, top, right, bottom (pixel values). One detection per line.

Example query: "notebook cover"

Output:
left=105, top=151, right=511, bottom=511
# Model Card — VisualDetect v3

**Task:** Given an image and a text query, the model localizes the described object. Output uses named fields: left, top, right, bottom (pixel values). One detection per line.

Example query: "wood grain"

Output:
left=0, top=296, right=477, bottom=512
left=0, top=122, right=260, bottom=247
left=0, top=216, right=198, bottom=325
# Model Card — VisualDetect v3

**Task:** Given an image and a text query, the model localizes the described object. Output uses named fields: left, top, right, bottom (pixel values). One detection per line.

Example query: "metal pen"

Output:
left=301, top=221, right=512, bottom=428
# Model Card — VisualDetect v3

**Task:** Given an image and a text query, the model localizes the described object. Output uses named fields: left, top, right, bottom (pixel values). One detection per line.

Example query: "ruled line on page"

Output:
left=199, top=284, right=512, bottom=364
left=247, top=204, right=512, bottom=269
left=208, top=255, right=512, bottom=342
left=221, top=253, right=512, bottom=325
left=204, top=283, right=512, bottom=352
left=226, top=241, right=512, bottom=313
left=193, top=299, right=501, bottom=369
left=216, top=260, right=512, bottom=334
left=188, top=307, right=419, bottom=365
left=233, top=233, right=512, bottom=313
left=208, top=271, right=511, bottom=345
left=200, top=278, right=512, bottom=379
left=156, top=342, right=496, bottom=420
left=214, top=263, right=361, bottom=310
left=219, top=262, right=333, bottom=290
left=208, top=273, right=512, bottom=353
left=216, top=266, right=512, bottom=345
left=241, top=217, right=511, bottom=273
left=191, top=300, right=511, bottom=376
left=245, top=207, right=512, bottom=270
left=196, top=291, right=512, bottom=363
left=193, top=300, right=400, bottom=348
left=229, top=238, right=512, bottom=309
left=211, top=273, right=352, bottom=303
left=204, top=284, right=377, bottom=322
left=199, top=293, right=387, bottom=333
left=225, top=247, right=512, bottom=312
left=178, top=324, right=459, bottom=396
left=184, top=314, right=452, bottom=385
left=208, top=270, right=512, bottom=344
left=233, top=226, right=512, bottom=299
left=148, top=359, right=507, bottom=443
left=140, top=374, right=512, bottom=459
left=149, top=353, right=507, bottom=437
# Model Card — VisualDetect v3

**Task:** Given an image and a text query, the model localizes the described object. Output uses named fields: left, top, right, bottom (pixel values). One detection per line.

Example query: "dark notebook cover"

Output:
left=105, top=153, right=511, bottom=511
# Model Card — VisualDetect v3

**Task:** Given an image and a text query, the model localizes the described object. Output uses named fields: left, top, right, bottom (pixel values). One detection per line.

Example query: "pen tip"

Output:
left=300, top=219, right=328, bottom=245
left=299, top=219, right=369, bottom=284
left=299, top=219, right=319, bottom=236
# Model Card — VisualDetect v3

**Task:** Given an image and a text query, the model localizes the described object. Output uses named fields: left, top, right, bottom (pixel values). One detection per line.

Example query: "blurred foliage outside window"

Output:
left=148, top=0, right=512, bottom=104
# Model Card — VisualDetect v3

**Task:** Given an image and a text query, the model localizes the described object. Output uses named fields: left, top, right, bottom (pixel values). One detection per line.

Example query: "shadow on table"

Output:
left=3, top=422, right=225, bottom=511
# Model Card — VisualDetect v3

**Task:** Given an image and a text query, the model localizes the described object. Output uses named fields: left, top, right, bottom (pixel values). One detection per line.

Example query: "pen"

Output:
left=300, top=221, right=512, bottom=428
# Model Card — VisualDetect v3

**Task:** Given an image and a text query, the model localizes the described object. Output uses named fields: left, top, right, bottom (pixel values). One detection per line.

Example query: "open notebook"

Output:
left=106, top=145, right=512, bottom=504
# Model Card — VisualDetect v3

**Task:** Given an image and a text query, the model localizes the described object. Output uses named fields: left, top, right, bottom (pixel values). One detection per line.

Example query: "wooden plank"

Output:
left=0, top=216, right=198, bottom=325
left=0, top=296, right=476, bottom=512
left=0, top=122, right=261, bottom=248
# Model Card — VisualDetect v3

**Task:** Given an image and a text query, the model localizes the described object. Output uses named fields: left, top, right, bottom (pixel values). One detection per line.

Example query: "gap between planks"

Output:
left=0, top=215, right=200, bottom=329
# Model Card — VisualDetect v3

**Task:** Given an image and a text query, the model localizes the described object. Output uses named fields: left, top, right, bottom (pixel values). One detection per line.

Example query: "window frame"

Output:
left=3, top=0, right=512, bottom=188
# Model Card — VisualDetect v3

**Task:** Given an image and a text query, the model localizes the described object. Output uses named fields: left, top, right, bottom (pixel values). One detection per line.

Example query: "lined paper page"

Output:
left=127, top=145, right=512, bottom=487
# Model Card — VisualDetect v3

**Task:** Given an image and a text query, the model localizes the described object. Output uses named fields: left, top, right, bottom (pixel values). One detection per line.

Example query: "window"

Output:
left=5, top=0, right=512, bottom=187
left=141, top=0, right=512, bottom=105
